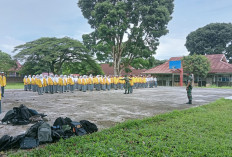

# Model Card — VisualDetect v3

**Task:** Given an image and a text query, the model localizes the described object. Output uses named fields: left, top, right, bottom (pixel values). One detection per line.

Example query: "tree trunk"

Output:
left=113, top=38, right=123, bottom=76
left=113, top=55, right=121, bottom=76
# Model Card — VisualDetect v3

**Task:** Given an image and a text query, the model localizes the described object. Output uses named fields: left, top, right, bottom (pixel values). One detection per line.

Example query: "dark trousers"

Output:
left=28, top=84, right=32, bottom=91
left=187, top=86, right=192, bottom=101
left=1, top=87, right=4, bottom=97
left=0, top=100, right=1, bottom=113
left=49, top=85, right=54, bottom=94
left=24, top=85, right=28, bottom=91
left=70, top=85, right=74, bottom=93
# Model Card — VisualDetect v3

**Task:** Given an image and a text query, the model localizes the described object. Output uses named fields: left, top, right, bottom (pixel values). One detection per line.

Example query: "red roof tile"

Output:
left=144, top=54, right=232, bottom=74
left=8, top=60, right=22, bottom=72
left=101, top=63, right=146, bottom=76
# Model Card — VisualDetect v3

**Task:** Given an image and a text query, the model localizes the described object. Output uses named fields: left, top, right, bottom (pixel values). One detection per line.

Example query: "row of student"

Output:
left=23, top=74, right=158, bottom=95
left=0, top=72, right=7, bottom=113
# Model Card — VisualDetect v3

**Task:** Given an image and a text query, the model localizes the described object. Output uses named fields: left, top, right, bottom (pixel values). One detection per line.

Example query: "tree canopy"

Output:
left=185, top=23, right=232, bottom=63
left=78, top=0, right=174, bottom=75
left=130, top=57, right=166, bottom=70
left=14, top=37, right=103, bottom=75
left=182, top=54, right=210, bottom=78
left=0, top=50, right=16, bottom=72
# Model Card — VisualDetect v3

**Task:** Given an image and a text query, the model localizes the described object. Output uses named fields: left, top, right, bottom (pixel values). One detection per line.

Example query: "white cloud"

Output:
left=155, top=36, right=189, bottom=60
left=0, top=36, right=25, bottom=56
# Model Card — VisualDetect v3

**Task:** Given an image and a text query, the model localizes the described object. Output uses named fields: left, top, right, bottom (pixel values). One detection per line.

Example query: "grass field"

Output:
left=202, top=85, right=232, bottom=89
left=5, top=83, right=24, bottom=89
left=9, top=98, right=232, bottom=156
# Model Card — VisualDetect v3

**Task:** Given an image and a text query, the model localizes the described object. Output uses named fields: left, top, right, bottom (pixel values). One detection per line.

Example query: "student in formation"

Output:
left=118, top=76, right=123, bottom=90
left=82, top=75, right=87, bottom=92
left=77, top=76, right=82, bottom=91
left=88, top=74, right=94, bottom=91
left=58, top=75, right=64, bottom=93
left=0, top=82, right=2, bottom=113
left=113, top=75, right=118, bottom=90
left=69, top=74, right=75, bottom=93
left=0, top=73, right=2, bottom=98
left=110, top=75, right=114, bottom=89
left=37, top=75, right=43, bottom=95
left=63, top=75, right=68, bottom=92
left=129, top=75, right=134, bottom=93
left=31, top=75, right=36, bottom=92
left=23, top=75, right=28, bottom=91
left=54, top=75, right=59, bottom=93
left=106, top=76, right=111, bottom=91
left=67, top=75, right=70, bottom=92
left=95, top=75, right=100, bottom=91
left=1, top=72, right=6, bottom=97
left=100, top=76, right=106, bottom=91
left=74, top=75, right=78, bottom=90
left=27, top=75, right=32, bottom=91
left=35, top=74, right=39, bottom=92
left=154, top=76, right=158, bottom=88
left=43, top=75, right=48, bottom=93
left=48, top=75, right=54, bottom=94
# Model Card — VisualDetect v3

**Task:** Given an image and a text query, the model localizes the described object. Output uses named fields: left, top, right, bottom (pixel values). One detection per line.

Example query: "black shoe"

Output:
left=186, top=100, right=192, bottom=104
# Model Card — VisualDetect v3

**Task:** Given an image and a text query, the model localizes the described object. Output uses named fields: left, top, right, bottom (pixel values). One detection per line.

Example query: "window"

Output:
left=218, top=75, right=230, bottom=82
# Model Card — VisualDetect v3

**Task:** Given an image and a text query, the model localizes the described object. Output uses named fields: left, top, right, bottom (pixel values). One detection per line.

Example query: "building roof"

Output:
left=8, top=60, right=22, bottom=72
left=101, top=63, right=146, bottom=76
left=144, top=54, right=232, bottom=74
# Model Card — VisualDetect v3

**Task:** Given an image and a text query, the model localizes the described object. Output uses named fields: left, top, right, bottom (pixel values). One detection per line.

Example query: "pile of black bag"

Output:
left=1, top=104, right=46, bottom=125
left=0, top=117, right=98, bottom=151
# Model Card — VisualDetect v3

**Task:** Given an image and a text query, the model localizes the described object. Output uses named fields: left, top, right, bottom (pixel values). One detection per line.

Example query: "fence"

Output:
left=6, top=77, right=24, bottom=83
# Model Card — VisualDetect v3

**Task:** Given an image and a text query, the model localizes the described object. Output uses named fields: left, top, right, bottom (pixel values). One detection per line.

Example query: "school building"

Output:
left=101, top=63, right=146, bottom=76
left=143, top=54, right=232, bottom=87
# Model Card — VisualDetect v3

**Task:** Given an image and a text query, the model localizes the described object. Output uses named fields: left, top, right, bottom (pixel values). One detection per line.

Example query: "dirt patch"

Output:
left=0, top=87, right=231, bottom=137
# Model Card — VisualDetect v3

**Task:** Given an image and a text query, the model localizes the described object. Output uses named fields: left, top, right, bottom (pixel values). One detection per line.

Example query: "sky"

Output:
left=0, top=0, right=232, bottom=60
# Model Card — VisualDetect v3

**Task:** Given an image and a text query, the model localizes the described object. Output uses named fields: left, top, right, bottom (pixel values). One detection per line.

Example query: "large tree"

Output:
left=0, top=50, right=16, bottom=72
left=14, top=37, right=101, bottom=75
left=78, top=0, right=174, bottom=75
left=130, top=57, right=166, bottom=70
left=182, top=54, right=210, bottom=78
left=185, top=23, right=232, bottom=63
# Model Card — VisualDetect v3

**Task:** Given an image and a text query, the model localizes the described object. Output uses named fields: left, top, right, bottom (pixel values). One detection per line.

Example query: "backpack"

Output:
left=17, top=105, right=32, bottom=120
left=51, top=129, right=74, bottom=141
left=80, top=120, right=98, bottom=134
left=25, top=121, right=44, bottom=138
left=53, top=117, right=72, bottom=127
left=38, top=122, right=52, bottom=143
left=20, top=137, right=39, bottom=149
left=1, top=110, right=15, bottom=124
left=0, top=134, right=25, bottom=151
left=1, top=105, right=44, bottom=125
left=52, top=117, right=73, bottom=141
left=2, top=105, right=32, bottom=125
left=70, top=121, right=87, bottom=136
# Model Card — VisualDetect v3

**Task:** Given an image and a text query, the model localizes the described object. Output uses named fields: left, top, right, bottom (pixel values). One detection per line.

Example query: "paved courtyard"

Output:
left=0, top=87, right=232, bottom=137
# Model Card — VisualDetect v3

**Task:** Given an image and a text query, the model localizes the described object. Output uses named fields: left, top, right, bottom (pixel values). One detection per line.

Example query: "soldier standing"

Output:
left=120, top=75, right=131, bottom=94
left=186, top=73, right=194, bottom=104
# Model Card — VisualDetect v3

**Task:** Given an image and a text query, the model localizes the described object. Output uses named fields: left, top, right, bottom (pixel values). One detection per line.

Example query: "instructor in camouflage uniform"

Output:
left=120, top=75, right=131, bottom=94
left=186, top=72, right=193, bottom=104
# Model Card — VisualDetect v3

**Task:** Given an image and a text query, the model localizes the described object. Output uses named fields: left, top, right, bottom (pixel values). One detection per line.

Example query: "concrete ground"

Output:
left=0, top=86, right=232, bottom=137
